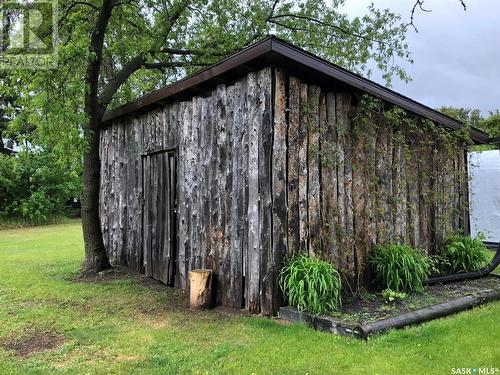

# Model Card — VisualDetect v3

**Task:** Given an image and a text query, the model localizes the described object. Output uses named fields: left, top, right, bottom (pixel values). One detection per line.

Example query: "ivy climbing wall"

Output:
left=278, top=72, right=470, bottom=288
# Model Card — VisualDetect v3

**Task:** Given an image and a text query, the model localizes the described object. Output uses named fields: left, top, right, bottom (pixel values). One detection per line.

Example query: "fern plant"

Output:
left=370, top=244, right=430, bottom=293
left=443, top=234, right=488, bottom=272
left=278, top=253, right=341, bottom=315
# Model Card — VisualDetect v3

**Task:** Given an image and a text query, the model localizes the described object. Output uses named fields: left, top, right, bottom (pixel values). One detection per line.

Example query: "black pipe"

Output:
left=355, top=289, right=500, bottom=339
left=484, top=241, right=499, bottom=251
left=424, top=242, right=500, bottom=285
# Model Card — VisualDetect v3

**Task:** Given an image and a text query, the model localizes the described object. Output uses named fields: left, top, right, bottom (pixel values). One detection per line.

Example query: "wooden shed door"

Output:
left=142, top=151, right=177, bottom=286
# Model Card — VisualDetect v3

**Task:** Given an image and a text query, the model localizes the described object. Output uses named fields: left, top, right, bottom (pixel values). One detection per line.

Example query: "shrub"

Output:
left=370, top=244, right=430, bottom=293
left=443, top=234, right=488, bottom=272
left=0, top=152, right=81, bottom=224
left=278, top=253, right=341, bottom=314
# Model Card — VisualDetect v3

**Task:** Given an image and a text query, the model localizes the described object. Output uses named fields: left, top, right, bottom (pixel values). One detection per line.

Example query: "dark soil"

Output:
left=329, top=276, right=500, bottom=324
left=1, top=328, right=64, bottom=358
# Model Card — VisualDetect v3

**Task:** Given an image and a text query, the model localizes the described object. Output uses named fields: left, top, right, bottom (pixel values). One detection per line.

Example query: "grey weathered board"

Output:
left=142, top=150, right=176, bottom=286
left=100, top=67, right=469, bottom=315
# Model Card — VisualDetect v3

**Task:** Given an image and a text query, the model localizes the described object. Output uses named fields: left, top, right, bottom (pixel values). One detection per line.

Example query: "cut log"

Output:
left=189, top=269, right=213, bottom=309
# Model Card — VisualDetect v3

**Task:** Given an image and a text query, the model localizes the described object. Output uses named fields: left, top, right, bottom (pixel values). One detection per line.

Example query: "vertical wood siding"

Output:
left=278, top=73, right=469, bottom=290
left=100, top=67, right=469, bottom=315
left=100, top=68, right=277, bottom=314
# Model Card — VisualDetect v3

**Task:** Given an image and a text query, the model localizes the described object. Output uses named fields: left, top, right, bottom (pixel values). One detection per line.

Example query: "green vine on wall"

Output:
left=349, top=94, right=472, bottom=254
left=352, top=95, right=472, bottom=148
left=296, top=92, right=472, bottom=283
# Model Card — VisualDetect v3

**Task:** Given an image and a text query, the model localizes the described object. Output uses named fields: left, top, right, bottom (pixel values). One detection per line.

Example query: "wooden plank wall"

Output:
left=280, top=72, right=469, bottom=289
left=100, top=68, right=280, bottom=314
left=99, top=66, right=469, bottom=315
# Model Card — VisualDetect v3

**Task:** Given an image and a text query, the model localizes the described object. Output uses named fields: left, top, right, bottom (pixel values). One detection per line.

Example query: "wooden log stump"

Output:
left=188, top=269, right=213, bottom=309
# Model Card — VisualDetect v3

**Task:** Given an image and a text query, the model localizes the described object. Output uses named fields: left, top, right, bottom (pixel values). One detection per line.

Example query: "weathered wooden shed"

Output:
left=100, top=36, right=489, bottom=314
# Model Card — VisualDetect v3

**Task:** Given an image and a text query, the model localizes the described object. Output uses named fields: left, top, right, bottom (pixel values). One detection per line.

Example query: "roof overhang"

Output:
left=102, top=36, right=489, bottom=144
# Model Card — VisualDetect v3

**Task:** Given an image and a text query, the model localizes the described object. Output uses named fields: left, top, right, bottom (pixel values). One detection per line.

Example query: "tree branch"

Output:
left=408, top=0, right=466, bottom=33
left=85, top=0, right=115, bottom=118
left=99, top=55, right=210, bottom=105
left=99, top=55, right=145, bottom=105
left=143, top=61, right=211, bottom=69
left=268, top=19, right=306, bottom=33
left=159, top=47, right=199, bottom=55
left=162, top=0, right=191, bottom=40
left=268, top=0, right=281, bottom=19
left=58, top=1, right=100, bottom=28
left=407, top=0, right=431, bottom=33
left=98, top=0, right=191, bottom=107
left=268, top=13, right=391, bottom=46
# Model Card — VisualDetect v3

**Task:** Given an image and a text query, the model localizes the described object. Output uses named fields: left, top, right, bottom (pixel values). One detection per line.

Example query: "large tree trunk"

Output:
left=81, top=112, right=111, bottom=275
left=81, top=0, right=114, bottom=275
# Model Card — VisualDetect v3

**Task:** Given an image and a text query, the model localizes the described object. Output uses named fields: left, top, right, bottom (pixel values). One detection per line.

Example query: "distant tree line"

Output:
left=0, top=151, right=81, bottom=225
left=439, top=107, right=500, bottom=138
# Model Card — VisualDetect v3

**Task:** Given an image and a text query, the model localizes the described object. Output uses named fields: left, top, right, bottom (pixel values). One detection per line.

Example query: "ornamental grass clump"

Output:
left=370, top=244, right=430, bottom=293
left=444, top=234, right=488, bottom=273
left=278, top=254, right=341, bottom=315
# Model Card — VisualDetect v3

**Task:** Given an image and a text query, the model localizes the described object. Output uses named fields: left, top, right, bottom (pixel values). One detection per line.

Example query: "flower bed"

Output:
left=279, top=276, right=500, bottom=338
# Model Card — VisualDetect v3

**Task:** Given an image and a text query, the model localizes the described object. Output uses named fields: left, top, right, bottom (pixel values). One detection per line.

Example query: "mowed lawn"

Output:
left=0, top=221, right=499, bottom=374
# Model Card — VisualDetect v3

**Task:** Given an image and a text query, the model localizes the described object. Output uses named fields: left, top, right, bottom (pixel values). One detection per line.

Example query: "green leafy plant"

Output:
left=427, top=254, right=452, bottom=276
left=443, top=234, right=489, bottom=272
left=370, top=244, right=430, bottom=293
left=0, top=152, right=81, bottom=224
left=382, top=289, right=407, bottom=303
left=278, top=253, right=341, bottom=315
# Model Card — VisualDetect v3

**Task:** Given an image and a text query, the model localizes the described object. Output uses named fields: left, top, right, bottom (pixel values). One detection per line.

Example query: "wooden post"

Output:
left=188, top=269, right=213, bottom=309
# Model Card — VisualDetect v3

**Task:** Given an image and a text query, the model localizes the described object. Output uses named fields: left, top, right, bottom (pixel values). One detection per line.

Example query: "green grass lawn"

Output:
left=0, top=221, right=499, bottom=374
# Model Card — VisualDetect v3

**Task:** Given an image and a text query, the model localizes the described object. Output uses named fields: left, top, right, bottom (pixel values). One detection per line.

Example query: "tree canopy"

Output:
left=439, top=107, right=500, bottom=138
left=4, top=0, right=412, bottom=146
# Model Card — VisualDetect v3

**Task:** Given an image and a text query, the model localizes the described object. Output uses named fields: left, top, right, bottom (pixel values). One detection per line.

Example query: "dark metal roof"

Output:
left=103, top=36, right=489, bottom=143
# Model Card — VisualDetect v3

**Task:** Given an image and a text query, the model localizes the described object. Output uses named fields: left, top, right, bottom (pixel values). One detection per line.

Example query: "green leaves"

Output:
left=278, top=253, right=341, bottom=315
left=443, top=234, right=489, bottom=273
left=9, top=0, right=413, bottom=119
left=0, top=151, right=80, bottom=224
left=4, top=0, right=412, bottom=179
left=381, top=288, right=407, bottom=303
left=370, top=244, right=430, bottom=293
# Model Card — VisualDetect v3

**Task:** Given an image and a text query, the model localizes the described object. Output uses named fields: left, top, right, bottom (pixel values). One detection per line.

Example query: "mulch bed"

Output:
left=329, top=276, right=500, bottom=324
